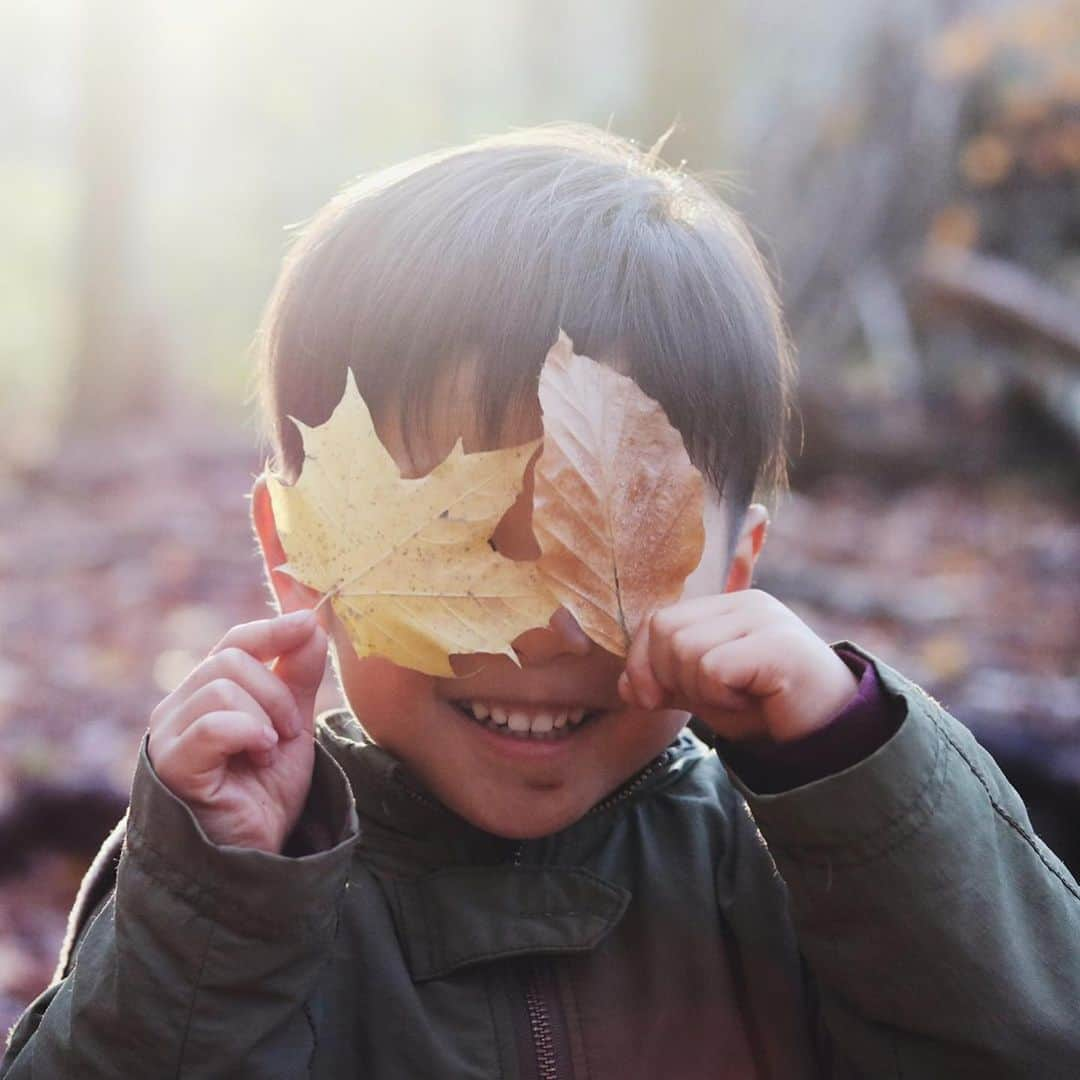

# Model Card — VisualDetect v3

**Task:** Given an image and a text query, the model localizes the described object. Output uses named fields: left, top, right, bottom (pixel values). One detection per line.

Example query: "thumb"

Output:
left=272, top=622, right=328, bottom=728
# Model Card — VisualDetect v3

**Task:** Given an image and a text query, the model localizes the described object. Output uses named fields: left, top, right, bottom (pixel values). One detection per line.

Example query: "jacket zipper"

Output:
left=523, top=960, right=560, bottom=1080
left=394, top=744, right=679, bottom=1078
left=511, top=845, right=561, bottom=1079
left=509, top=748, right=672, bottom=1079
left=585, top=748, right=672, bottom=816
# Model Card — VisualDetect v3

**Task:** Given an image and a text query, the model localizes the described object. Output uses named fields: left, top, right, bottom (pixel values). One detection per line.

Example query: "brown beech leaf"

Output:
left=532, top=332, right=706, bottom=656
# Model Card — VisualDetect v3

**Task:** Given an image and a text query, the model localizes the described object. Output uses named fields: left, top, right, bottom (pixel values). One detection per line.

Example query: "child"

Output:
left=4, top=124, right=1079, bottom=1079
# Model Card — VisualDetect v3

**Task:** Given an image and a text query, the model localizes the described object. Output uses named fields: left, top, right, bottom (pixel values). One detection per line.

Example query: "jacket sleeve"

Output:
left=723, top=640, right=1080, bottom=1080
left=1, top=733, right=359, bottom=1080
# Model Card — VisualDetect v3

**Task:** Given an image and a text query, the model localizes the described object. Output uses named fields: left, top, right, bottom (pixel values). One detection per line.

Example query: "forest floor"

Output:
left=1, top=411, right=1077, bottom=1035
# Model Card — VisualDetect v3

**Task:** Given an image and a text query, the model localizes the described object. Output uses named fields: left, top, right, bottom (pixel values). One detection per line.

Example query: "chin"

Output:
left=457, top=793, right=592, bottom=841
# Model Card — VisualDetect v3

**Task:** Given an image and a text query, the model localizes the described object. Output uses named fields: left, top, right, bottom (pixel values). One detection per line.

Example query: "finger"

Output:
left=651, top=591, right=778, bottom=639
left=668, top=623, right=747, bottom=703
left=645, top=607, right=700, bottom=696
left=656, top=640, right=760, bottom=741
left=640, top=602, right=736, bottom=695
left=621, top=599, right=741, bottom=708
left=648, top=594, right=780, bottom=694
left=170, top=678, right=274, bottom=742
left=690, top=699, right=762, bottom=741
left=248, top=747, right=277, bottom=769
left=642, top=595, right=740, bottom=636
left=270, top=623, right=328, bottom=730
left=171, top=710, right=279, bottom=780
left=182, top=652, right=302, bottom=739
left=621, top=616, right=666, bottom=710
left=697, top=636, right=778, bottom=706
left=208, top=610, right=319, bottom=665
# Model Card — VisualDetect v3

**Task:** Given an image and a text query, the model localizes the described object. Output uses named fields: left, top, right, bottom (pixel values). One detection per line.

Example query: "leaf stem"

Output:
left=313, top=586, right=339, bottom=612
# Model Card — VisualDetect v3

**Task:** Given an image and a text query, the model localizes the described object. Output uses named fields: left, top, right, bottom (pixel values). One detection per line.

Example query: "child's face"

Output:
left=258, top=366, right=766, bottom=839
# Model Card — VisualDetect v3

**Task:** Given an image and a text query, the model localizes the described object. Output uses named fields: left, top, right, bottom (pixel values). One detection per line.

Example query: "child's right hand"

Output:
left=147, top=610, right=328, bottom=854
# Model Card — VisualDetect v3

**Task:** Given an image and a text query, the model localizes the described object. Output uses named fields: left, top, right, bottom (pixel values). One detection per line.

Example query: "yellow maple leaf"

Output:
left=265, top=370, right=559, bottom=677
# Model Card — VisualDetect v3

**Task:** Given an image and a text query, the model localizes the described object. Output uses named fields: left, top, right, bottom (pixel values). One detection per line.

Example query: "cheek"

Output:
left=680, top=496, right=730, bottom=600
left=610, top=710, right=687, bottom=767
left=332, top=627, right=435, bottom=735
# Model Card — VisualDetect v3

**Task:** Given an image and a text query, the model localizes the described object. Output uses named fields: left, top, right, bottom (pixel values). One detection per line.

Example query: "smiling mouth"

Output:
left=448, top=699, right=605, bottom=740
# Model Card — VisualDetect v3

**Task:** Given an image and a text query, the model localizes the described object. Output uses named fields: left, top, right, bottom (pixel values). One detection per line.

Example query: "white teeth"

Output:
left=530, top=711, right=554, bottom=733
left=457, top=700, right=597, bottom=736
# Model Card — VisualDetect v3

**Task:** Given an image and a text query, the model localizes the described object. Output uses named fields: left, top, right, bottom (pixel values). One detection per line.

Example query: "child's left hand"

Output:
left=617, top=589, right=860, bottom=744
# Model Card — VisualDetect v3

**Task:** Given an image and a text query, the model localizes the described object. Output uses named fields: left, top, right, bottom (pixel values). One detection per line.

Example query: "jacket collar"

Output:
left=315, top=708, right=709, bottom=867
left=315, top=709, right=710, bottom=978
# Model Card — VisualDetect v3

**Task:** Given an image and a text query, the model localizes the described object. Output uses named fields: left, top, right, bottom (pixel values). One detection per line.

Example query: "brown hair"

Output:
left=253, top=123, right=795, bottom=571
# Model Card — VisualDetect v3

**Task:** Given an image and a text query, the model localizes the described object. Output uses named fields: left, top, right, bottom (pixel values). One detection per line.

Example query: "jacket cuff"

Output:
left=713, top=644, right=903, bottom=793
left=727, top=641, right=948, bottom=864
left=125, top=732, right=359, bottom=941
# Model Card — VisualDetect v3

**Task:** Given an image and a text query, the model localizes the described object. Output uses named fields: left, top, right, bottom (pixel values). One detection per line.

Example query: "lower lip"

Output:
left=445, top=703, right=605, bottom=760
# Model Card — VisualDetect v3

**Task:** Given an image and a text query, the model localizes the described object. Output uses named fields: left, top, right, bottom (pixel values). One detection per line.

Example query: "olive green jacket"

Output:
left=4, top=642, right=1079, bottom=1078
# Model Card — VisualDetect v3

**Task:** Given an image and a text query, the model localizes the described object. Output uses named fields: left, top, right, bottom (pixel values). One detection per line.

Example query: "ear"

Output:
left=723, top=503, right=770, bottom=593
left=250, top=473, right=323, bottom=616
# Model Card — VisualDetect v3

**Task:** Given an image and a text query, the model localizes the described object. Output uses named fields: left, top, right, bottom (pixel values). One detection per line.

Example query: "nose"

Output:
left=486, top=460, right=591, bottom=664
left=512, top=607, right=592, bottom=665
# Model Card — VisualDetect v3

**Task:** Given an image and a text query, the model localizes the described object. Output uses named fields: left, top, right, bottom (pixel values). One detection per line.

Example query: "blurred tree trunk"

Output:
left=66, top=0, right=161, bottom=433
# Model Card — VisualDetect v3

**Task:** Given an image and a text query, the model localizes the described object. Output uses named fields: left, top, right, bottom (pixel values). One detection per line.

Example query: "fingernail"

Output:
left=262, top=725, right=279, bottom=747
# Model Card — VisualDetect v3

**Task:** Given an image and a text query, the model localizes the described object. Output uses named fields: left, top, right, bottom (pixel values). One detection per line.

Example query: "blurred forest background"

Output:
left=1, top=0, right=1078, bottom=1029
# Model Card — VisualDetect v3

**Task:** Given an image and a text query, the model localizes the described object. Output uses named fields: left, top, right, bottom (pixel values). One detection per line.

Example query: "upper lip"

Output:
left=445, top=693, right=613, bottom=710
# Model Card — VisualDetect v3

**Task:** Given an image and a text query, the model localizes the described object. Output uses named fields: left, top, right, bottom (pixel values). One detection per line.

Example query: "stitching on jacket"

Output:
left=481, top=970, right=506, bottom=1080
left=761, top=692, right=944, bottom=849
left=558, top=962, right=592, bottom=1080
left=302, top=1000, right=317, bottom=1077
left=174, top=922, right=215, bottom=1079
left=765, top=707, right=949, bottom=867
left=721, top=916, right=770, bottom=1076
left=417, top=905, right=611, bottom=919
left=891, top=1030, right=904, bottom=1078
left=127, top=820, right=338, bottom=943
left=402, top=864, right=625, bottom=894
left=936, top=718, right=1080, bottom=905
left=412, top=934, right=618, bottom=981
left=421, top=871, right=437, bottom=981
